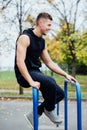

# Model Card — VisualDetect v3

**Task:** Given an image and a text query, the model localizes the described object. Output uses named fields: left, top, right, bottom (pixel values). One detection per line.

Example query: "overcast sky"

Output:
left=0, top=0, right=86, bottom=70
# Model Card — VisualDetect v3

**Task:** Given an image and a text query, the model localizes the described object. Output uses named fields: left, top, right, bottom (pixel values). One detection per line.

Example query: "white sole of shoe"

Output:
left=44, top=113, right=63, bottom=124
left=51, top=120, right=62, bottom=125
left=24, top=114, right=33, bottom=129
left=55, top=121, right=62, bottom=126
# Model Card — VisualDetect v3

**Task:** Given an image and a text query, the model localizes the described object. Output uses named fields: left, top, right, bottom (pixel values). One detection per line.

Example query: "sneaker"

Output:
left=44, top=108, right=62, bottom=124
left=24, top=112, right=34, bottom=129
left=24, top=112, right=41, bottom=129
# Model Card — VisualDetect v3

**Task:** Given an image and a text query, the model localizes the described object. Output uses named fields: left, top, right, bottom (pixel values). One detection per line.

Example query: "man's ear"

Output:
left=38, top=19, right=43, bottom=26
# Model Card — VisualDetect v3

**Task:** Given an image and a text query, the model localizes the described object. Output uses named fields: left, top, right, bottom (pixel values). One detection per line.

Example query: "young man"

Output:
left=14, top=12, right=76, bottom=128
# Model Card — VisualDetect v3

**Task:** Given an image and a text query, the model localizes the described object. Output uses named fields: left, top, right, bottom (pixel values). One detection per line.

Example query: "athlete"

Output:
left=14, top=12, right=76, bottom=129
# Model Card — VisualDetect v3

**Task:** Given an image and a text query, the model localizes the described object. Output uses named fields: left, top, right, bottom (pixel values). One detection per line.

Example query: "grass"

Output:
left=0, top=70, right=87, bottom=98
left=0, top=92, right=32, bottom=97
left=45, top=71, right=87, bottom=92
left=0, top=71, right=19, bottom=90
left=0, top=91, right=86, bottom=99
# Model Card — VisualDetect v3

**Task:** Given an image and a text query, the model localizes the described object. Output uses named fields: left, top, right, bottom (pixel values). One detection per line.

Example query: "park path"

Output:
left=0, top=100, right=87, bottom=130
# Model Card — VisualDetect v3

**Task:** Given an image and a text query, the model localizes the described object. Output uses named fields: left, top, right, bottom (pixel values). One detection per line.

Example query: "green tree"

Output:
left=47, top=0, right=83, bottom=77
left=57, top=22, right=79, bottom=75
left=46, top=37, right=64, bottom=63
left=76, top=31, right=87, bottom=65
left=55, top=24, right=87, bottom=74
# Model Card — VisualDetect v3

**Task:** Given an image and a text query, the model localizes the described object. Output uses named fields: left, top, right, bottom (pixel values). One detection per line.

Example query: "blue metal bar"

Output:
left=56, top=103, right=59, bottom=127
left=32, top=88, right=38, bottom=130
left=64, top=81, right=68, bottom=130
left=76, top=82, right=82, bottom=130
left=32, top=88, right=60, bottom=129
left=64, top=80, right=82, bottom=130
left=56, top=103, right=59, bottom=115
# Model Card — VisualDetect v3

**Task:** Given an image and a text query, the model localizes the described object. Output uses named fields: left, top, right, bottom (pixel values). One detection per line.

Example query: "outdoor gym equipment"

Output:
left=32, top=80, right=82, bottom=130
left=64, top=80, right=82, bottom=130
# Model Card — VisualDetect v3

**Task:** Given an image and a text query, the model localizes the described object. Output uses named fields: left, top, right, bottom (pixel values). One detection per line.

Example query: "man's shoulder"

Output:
left=22, top=28, right=31, bottom=36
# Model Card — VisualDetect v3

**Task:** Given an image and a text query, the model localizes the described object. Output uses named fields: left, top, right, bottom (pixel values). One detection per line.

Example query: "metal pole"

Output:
left=33, top=88, right=38, bottom=130
left=64, top=80, right=82, bottom=130
left=64, top=81, right=68, bottom=130
left=76, top=82, right=82, bottom=130
left=56, top=103, right=59, bottom=115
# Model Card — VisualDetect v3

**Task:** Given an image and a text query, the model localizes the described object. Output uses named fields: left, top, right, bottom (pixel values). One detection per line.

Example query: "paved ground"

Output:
left=0, top=99, right=87, bottom=130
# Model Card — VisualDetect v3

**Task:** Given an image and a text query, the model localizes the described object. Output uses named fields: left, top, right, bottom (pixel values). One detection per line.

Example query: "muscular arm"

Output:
left=16, top=35, right=40, bottom=89
left=41, top=47, right=76, bottom=82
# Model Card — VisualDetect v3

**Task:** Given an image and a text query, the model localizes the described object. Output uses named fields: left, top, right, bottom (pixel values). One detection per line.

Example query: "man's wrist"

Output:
left=64, top=73, right=68, bottom=78
left=28, top=78, right=34, bottom=86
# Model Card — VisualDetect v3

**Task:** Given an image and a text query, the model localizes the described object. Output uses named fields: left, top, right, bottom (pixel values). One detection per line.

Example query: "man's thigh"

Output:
left=29, top=70, right=55, bottom=85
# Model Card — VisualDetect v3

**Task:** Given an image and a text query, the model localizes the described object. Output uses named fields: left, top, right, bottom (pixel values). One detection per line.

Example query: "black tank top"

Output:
left=14, top=28, right=45, bottom=80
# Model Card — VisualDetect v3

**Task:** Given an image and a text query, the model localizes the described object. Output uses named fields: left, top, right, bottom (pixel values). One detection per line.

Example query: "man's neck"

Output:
left=33, top=27, right=42, bottom=37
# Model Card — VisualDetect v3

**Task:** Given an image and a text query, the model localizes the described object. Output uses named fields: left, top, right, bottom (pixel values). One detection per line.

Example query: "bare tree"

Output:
left=83, top=0, right=87, bottom=29
left=14, top=0, right=33, bottom=94
left=0, top=0, right=12, bottom=12
left=16, top=0, right=23, bottom=94
left=0, top=0, right=34, bottom=94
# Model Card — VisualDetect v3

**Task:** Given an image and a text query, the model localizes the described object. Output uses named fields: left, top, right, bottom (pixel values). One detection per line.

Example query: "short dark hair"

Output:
left=36, top=12, right=53, bottom=25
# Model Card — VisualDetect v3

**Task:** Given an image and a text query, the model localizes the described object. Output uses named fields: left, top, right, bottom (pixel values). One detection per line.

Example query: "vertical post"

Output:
left=56, top=103, right=59, bottom=127
left=19, top=85, right=23, bottom=95
left=64, top=81, right=68, bottom=130
left=76, top=82, right=82, bottom=130
left=64, top=80, right=82, bottom=130
left=32, top=88, right=38, bottom=130
left=56, top=103, right=59, bottom=115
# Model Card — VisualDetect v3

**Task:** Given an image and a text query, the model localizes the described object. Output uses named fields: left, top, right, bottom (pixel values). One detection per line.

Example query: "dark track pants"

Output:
left=17, top=69, right=64, bottom=115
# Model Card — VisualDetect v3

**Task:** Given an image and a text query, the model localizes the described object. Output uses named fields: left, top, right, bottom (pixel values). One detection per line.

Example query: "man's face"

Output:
left=39, top=18, right=52, bottom=35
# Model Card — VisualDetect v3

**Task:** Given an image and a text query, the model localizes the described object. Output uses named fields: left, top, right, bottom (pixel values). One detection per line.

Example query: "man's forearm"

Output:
left=47, top=61, right=68, bottom=77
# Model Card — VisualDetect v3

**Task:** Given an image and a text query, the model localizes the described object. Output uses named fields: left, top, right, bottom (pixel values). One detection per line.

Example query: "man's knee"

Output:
left=46, top=76, right=56, bottom=86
